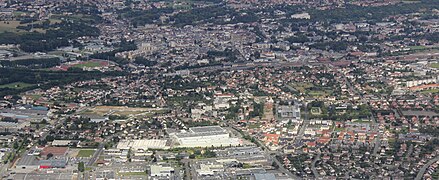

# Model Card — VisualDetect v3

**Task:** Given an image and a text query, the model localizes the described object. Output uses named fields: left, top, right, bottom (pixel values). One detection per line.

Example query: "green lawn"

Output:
left=73, top=61, right=102, bottom=68
left=248, top=123, right=261, bottom=129
left=334, top=127, right=345, bottom=132
left=409, top=46, right=427, bottom=51
left=421, top=88, right=439, bottom=94
left=0, top=82, right=34, bottom=89
left=310, top=107, right=321, bottom=115
left=429, top=63, right=439, bottom=69
left=291, top=82, right=314, bottom=93
left=352, top=119, right=371, bottom=124
left=77, top=149, right=95, bottom=158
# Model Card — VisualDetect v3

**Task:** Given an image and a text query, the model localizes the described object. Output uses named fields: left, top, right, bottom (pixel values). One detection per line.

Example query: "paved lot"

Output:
left=12, top=173, right=73, bottom=180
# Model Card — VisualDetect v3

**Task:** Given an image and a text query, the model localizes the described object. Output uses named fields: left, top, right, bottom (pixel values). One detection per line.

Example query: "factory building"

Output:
left=172, top=126, right=241, bottom=148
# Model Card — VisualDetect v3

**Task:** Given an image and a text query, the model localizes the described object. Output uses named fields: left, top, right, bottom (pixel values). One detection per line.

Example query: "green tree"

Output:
left=78, top=162, right=85, bottom=172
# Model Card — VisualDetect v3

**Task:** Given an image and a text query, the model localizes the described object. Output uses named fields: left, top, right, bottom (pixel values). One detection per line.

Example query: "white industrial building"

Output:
left=150, top=164, right=174, bottom=177
left=172, top=126, right=241, bottom=148
left=116, top=139, right=169, bottom=150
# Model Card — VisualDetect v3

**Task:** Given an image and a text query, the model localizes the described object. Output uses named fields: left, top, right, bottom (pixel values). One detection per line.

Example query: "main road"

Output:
left=415, top=156, right=439, bottom=180
left=229, top=125, right=300, bottom=180
left=311, top=152, right=321, bottom=179
left=87, top=143, right=104, bottom=166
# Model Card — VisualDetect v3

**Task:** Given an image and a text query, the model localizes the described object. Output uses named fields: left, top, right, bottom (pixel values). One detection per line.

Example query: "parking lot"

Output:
left=11, top=172, right=73, bottom=180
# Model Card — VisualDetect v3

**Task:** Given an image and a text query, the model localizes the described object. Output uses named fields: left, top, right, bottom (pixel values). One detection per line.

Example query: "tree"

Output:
left=47, top=153, right=53, bottom=159
left=12, top=141, right=18, bottom=149
left=78, top=162, right=85, bottom=172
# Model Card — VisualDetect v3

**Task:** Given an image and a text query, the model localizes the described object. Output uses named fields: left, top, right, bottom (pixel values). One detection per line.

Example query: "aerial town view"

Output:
left=1, top=0, right=439, bottom=179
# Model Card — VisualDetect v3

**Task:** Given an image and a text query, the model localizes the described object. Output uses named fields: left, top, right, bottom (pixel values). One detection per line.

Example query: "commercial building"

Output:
left=172, top=126, right=241, bottom=148
left=150, top=164, right=174, bottom=177
left=116, top=139, right=169, bottom=150
left=277, top=103, right=301, bottom=119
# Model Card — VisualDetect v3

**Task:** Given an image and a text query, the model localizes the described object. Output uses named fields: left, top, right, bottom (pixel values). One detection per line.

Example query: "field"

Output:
left=291, top=82, right=333, bottom=97
left=352, top=119, right=372, bottom=124
left=409, top=46, right=427, bottom=51
left=0, top=19, right=62, bottom=33
left=310, top=107, right=322, bottom=115
left=248, top=123, right=262, bottom=129
left=72, top=61, right=104, bottom=68
left=0, top=21, right=22, bottom=32
left=80, top=106, right=168, bottom=118
left=421, top=88, right=439, bottom=94
left=429, top=63, right=439, bottom=69
left=77, top=149, right=96, bottom=158
left=0, top=82, right=34, bottom=89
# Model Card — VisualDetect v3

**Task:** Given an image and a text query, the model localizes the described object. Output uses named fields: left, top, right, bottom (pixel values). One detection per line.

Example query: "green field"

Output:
left=248, top=123, right=261, bottom=129
left=0, top=19, right=62, bottom=33
left=310, top=107, right=321, bottom=115
left=0, top=21, right=22, bottom=32
left=77, top=149, right=95, bottom=157
left=352, top=119, right=371, bottom=124
left=291, top=82, right=314, bottom=93
left=409, top=46, right=427, bottom=51
left=0, top=82, right=34, bottom=89
left=291, top=82, right=332, bottom=97
left=429, top=63, right=439, bottom=69
left=421, top=88, right=439, bottom=94
left=73, top=61, right=102, bottom=68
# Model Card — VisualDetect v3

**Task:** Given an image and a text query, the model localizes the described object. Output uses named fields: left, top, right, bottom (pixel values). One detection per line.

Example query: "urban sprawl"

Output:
left=1, top=0, right=439, bottom=179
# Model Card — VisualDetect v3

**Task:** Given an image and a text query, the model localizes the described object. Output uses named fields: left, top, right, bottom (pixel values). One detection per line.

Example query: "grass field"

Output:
left=0, top=82, right=34, bottom=89
left=0, top=19, right=61, bottom=33
left=291, top=82, right=314, bottom=93
left=248, top=123, right=261, bottom=129
left=291, top=82, right=332, bottom=97
left=77, top=149, right=95, bottom=158
left=72, top=61, right=102, bottom=68
left=352, top=119, right=371, bottom=124
left=0, top=21, right=22, bottom=32
left=409, top=46, right=427, bottom=51
left=334, top=127, right=345, bottom=132
left=429, top=63, right=439, bottom=69
left=310, top=107, right=321, bottom=115
left=421, top=88, right=439, bottom=94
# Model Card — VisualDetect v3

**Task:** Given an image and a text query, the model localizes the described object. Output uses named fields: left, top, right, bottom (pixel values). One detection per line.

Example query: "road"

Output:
left=415, top=156, right=439, bottom=180
left=181, top=159, right=191, bottom=180
left=311, top=152, right=321, bottom=179
left=293, top=102, right=309, bottom=145
left=87, top=143, right=104, bottom=166
left=229, top=125, right=300, bottom=179
left=337, top=67, right=382, bottom=157
left=0, top=161, right=10, bottom=178
left=405, top=144, right=414, bottom=159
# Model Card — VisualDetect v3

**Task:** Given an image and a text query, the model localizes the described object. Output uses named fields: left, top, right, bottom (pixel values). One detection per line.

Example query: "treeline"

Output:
left=89, top=40, right=137, bottom=65
left=170, top=5, right=258, bottom=26
left=119, top=7, right=174, bottom=27
left=0, top=57, right=60, bottom=68
left=0, top=21, right=100, bottom=52
left=309, top=41, right=350, bottom=52
left=0, top=68, right=125, bottom=98
left=133, top=57, right=157, bottom=66
left=309, top=0, right=439, bottom=23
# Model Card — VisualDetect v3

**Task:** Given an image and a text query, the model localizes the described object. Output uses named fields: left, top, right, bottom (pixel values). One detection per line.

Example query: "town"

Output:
left=1, top=0, right=439, bottom=179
